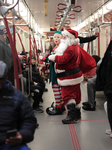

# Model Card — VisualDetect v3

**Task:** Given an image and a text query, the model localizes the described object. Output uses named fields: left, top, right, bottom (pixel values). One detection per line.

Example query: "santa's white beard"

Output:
left=55, top=37, right=71, bottom=55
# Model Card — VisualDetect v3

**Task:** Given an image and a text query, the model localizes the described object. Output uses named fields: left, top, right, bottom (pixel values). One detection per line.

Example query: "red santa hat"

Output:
left=62, top=29, right=78, bottom=39
left=62, top=29, right=79, bottom=44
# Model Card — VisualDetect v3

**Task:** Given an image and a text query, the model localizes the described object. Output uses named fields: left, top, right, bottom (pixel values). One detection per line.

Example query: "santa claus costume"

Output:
left=48, top=29, right=96, bottom=124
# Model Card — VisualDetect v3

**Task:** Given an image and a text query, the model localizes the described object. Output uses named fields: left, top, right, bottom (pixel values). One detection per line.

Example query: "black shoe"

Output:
left=82, top=105, right=95, bottom=111
left=62, top=115, right=78, bottom=124
left=82, top=101, right=90, bottom=106
left=82, top=101, right=96, bottom=106
left=44, top=88, right=48, bottom=92
left=46, top=107, right=63, bottom=115
left=33, top=107, right=44, bottom=113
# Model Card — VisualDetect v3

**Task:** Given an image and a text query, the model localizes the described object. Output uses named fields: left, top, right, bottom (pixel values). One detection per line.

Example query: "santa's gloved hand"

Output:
left=48, top=55, right=56, bottom=62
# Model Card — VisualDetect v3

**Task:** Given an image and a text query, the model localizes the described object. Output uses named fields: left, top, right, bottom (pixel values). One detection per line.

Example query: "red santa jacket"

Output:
left=55, top=44, right=83, bottom=86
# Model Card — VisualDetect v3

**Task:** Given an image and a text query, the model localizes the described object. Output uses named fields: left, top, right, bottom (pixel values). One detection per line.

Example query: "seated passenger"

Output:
left=18, top=51, right=27, bottom=70
left=0, top=61, right=37, bottom=149
left=23, top=56, right=44, bottom=113
left=82, top=57, right=102, bottom=111
left=31, top=56, right=48, bottom=93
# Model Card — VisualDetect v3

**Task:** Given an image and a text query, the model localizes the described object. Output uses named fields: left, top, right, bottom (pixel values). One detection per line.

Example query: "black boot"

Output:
left=76, top=108, right=81, bottom=120
left=46, top=102, right=64, bottom=115
left=46, top=107, right=63, bottom=115
left=62, top=103, right=78, bottom=124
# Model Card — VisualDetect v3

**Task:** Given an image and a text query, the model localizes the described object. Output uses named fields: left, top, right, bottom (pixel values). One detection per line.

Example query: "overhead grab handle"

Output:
left=0, top=0, right=19, bottom=16
left=72, top=5, right=82, bottom=12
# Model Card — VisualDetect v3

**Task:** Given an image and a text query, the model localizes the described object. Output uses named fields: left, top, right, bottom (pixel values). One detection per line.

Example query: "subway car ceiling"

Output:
left=0, top=0, right=112, bottom=37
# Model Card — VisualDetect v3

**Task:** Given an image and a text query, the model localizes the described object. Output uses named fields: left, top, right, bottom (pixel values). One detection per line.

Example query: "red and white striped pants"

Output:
left=52, top=82, right=63, bottom=109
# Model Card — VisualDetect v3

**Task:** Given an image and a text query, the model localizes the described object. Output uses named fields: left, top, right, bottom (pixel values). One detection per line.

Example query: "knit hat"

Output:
left=62, top=29, right=78, bottom=39
left=20, top=51, right=26, bottom=55
left=0, top=26, right=15, bottom=35
left=54, top=31, right=62, bottom=35
left=0, top=25, right=5, bottom=35
left=0, top=61, right=8, bottom=78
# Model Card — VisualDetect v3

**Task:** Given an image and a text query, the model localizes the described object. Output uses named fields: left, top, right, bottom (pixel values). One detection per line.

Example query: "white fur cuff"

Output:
left=48, top=55, right=56, bottom=62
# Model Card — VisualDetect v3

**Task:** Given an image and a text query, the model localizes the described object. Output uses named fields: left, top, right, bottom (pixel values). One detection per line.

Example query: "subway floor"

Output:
left=28, top=82, right=112, bottom=150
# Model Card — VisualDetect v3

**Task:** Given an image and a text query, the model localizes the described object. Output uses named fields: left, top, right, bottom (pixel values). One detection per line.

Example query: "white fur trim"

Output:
left=57, top=75, right=83, bottom=86
left=66, top=99, right=76, bottom=105
left=48, top=55, right=56, bottom=62
left=62, top=30, right=76, bottom=39
left=75, top=103, right=81, bottom=108
left=74, top=38, right=80, bottom=45
left=56, top=69, right=65, bottom=73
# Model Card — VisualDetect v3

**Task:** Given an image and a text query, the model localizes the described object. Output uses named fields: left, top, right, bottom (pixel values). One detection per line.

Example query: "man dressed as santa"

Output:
left=48, top=29, right=96, bottom=124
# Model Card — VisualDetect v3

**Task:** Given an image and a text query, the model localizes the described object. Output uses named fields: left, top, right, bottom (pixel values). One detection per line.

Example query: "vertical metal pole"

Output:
left=98, top=10, right=99, bottom=26
left=33, top=35, right=39, bottom=63
left=29, top=31, right=32, bottom=80
left=98, top=33, right=100, bottom=56
left=17, top=33, right=28, bottom=63
left=110, top=17, right=112, bottom=41
left=12, top=0, right=24, bottom=92
left=102, top=0, right=104, bottom=23
left=3, top=17, right=20, bottom=90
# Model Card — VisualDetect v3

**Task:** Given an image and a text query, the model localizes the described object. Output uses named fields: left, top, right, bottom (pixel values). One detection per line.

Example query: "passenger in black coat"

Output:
left=23, top=56, right=44, bottom=112
left=0, top=61, right=37, bottom=149
left=96, top=40, right=112, bottom=136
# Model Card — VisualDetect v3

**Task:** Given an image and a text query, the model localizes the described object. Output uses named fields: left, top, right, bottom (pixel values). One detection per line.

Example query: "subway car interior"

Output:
left=0, top=0, right=112, bottom=149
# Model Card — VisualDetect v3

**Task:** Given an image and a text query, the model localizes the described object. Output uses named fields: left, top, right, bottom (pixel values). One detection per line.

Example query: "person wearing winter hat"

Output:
left=41, top=31, right=65, bottom=115
left=0, top=61, right=37, bottom=149
left=48, top=29, right=96, bottom=124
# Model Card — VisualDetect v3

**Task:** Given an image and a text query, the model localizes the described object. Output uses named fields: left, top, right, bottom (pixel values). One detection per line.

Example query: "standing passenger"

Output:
left=96, top=40, right=112, bottom=138
left=42, top=31, right=64, bottom=115
left=0, top=26, right=14, bottom=85
left=48, top=29, right=96, bottom=124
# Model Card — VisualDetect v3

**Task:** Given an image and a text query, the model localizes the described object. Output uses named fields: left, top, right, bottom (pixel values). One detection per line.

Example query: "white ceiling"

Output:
left=25, top=0, right=108, bottom=32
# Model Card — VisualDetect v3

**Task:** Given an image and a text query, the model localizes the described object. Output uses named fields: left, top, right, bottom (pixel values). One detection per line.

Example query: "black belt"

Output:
left=57, top=67, right=81, bottom=78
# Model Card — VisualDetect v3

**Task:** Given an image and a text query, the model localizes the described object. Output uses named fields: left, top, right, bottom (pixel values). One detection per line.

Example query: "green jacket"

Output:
left=45, top=46, right=57, bottom=85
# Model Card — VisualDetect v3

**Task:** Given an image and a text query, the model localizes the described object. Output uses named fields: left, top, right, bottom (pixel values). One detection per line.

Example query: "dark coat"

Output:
left=96, top=40, right=112, bottom=95
left=0, top=40, right=13, bottom=71
left=32, top=65, right=44, bottom=85
left=78, top=35, right=97, bottom=44
left=0, top=40, right=14, bottom=84
left=0, top=80, right=37, bottom=145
